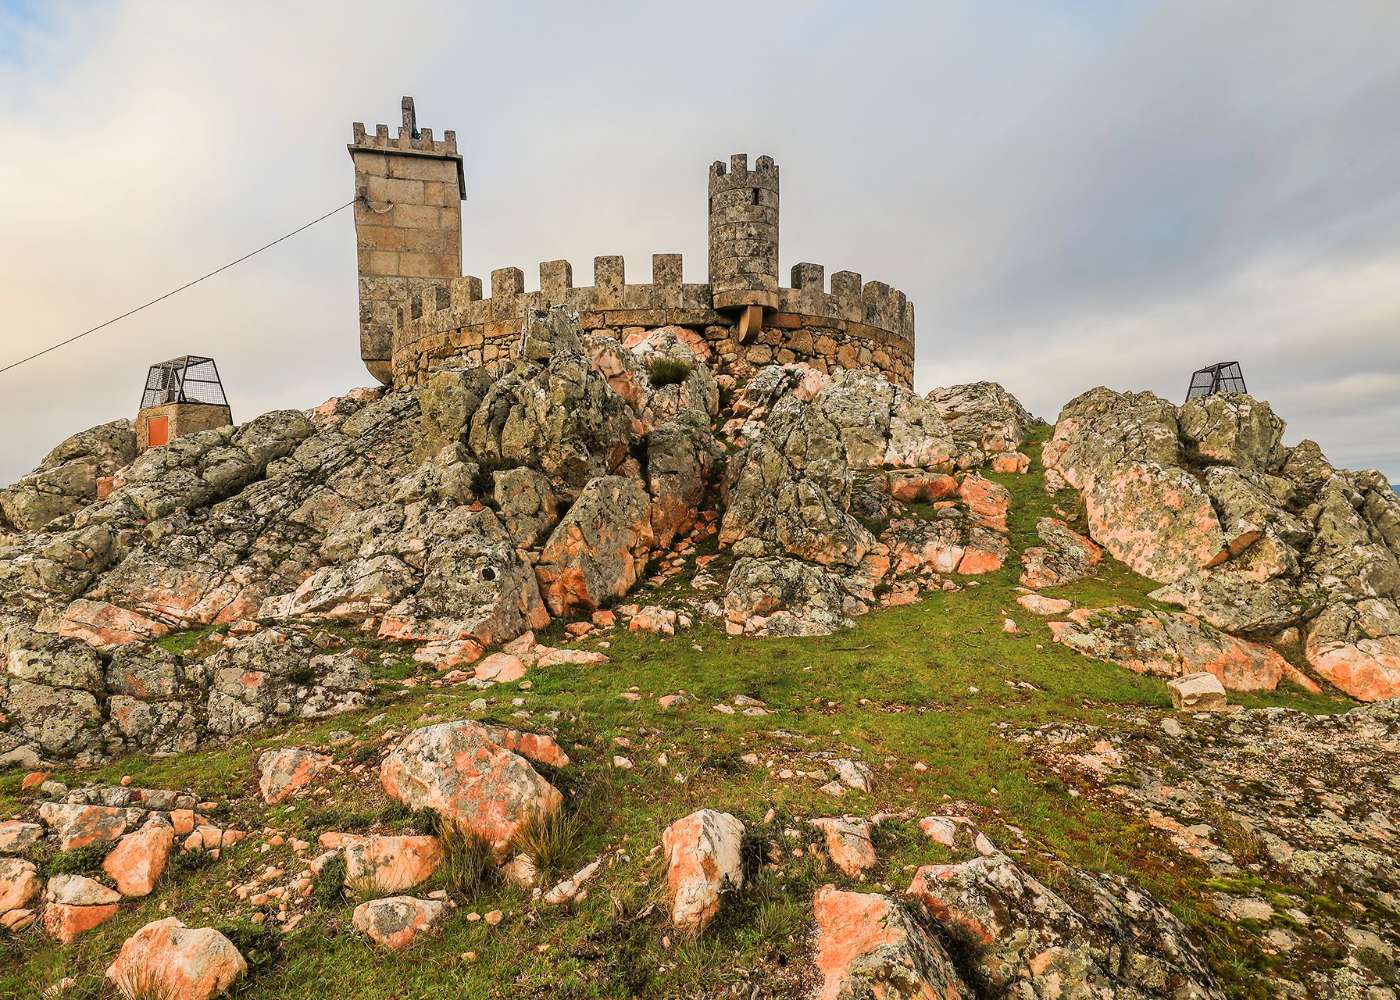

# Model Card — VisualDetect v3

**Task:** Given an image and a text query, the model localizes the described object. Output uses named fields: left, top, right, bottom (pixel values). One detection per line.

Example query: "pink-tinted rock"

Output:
left=106, top=917, right=247, bottom=999
left=628, top=606, right=678, bottom=637
left=990, top=451, right=1029, bottom=474
left=0, top=858, right=41, bottom=915
left=810, top=818, right=878, bottom=878
left=37, top=802, right=132, bottom=851
left=661, top=809, right=745, bottom=932
left=352, top=895, right=446, bottom=950
left=43, top=901, right=120, bottom=943
left=474, top=652, right=528, bottom=683
left=341, top=835, right=442, bottom=893
left=1016, top=593, right=1073, bottom=616
left=257, top=748, right=333, bottom=806
left=881, top=470, right=959, bottom=504
left=0, top=821, right=43, bottom=854
left=813, top=885, right=972, bottom=1000
left=57, top=598, right=170, bottom=646
left=1305, top=601, right=1400, bottom=702
left=102, top=821, right=174, bottom=897
left=481, top=725, right=571, bottom=768
left=1051, top=606, right=1291, bottom=691
left=958, top=475, right=1011, bottom=531
left=1085, top=462, right=1224, bottom=584
left=380, top=720, right=563, bottom=860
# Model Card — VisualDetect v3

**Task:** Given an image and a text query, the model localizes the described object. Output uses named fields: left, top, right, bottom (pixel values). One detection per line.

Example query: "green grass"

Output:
left=0, top=429, right=1356, bottom=999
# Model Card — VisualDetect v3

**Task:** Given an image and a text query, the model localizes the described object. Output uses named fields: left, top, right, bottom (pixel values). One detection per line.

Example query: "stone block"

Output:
left=1168, top=671, right=1228, bottom=712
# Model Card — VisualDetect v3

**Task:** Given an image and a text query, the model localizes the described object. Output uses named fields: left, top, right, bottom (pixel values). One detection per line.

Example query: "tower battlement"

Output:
left=349, top=101, right=914, bottom=389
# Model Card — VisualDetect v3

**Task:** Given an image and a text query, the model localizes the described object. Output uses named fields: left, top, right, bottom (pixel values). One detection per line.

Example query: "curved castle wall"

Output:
left=349, top=101, right=915, bottom=388
left=391, top=257, right=913, bottom=387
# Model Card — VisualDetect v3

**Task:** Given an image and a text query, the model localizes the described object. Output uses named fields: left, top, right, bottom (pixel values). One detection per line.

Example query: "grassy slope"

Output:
left=0, top=428, right=1352, bottom=999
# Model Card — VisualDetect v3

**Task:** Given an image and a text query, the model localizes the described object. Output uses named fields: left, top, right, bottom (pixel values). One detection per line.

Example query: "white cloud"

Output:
left=1, top=1, right=1397, bottom=482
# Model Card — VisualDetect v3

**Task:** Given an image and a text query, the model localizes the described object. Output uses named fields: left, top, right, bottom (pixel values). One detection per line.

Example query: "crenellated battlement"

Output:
left=389, top=253, right=914, bottom=387
left=350, top=121, right=460, bottom=157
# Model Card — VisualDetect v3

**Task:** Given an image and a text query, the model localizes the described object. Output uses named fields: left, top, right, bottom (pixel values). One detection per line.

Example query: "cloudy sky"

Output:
left=1, top=1, right=1397, bottom=483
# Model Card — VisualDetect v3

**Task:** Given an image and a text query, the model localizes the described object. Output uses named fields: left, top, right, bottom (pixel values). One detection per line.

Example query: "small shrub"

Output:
left=510, top=807, right=584, bottom=881
left=648, top=357, right=692, bottom=388
left=214, top=920, right=279, bottom=975
left=114, top=963, right=179, bottom=1000
left=41, top=843, right=108, bottom=878
left=433, top=815, right=495, bottom=896
left=312, top=853, right=346, bottom=908
left=167, top=848, right=218, bottom=876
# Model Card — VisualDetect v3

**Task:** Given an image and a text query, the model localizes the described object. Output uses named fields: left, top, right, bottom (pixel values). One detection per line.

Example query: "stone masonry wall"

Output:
left=389, top=257, right=915, bottom=388
left=349, top=101, right=466, bottom=386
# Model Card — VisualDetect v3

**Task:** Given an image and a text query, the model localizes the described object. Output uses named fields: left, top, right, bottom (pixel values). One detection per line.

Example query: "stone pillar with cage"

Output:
left=135, top=356, right=232, bottom=452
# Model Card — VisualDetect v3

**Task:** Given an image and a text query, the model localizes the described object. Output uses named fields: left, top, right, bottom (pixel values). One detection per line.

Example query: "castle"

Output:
left=348, top=98, right=915, bottom=389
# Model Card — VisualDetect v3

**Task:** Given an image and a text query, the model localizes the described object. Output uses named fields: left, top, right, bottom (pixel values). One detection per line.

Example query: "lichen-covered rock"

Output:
left=1086, top=462, right=1224, bottom=583
left=257, top=748, right=333, bottom=805
left=810, top=818, right=878, bottom=878
left=926, top=381, right=1035, bottom=456
left=491, top=466, right=559, bottom=547
left=644, top=411, right=720, bottom=550
left=0, top=858, right=40, bottom=917
left=661, top=808, right=745, bottom=932
left=1304, top=599, right=1400, bottom=701
left=880, top=514, right=1007, bottom=577
left=813, top=885, right=972, bottom=1000
left=379, top=720, right=562, bottom=859
left=352, top=895, right=446, bottom=951
left=38, top=802, right=137, bottom=851
left=0, top=419, right=136, bottom=533
left=106, top=918, right=247, bottom=999
left=377, top=507, right=550, bottom=646
left=1049, top=606, right=1296, bottom=691
left=722, top=556, right=858, bottom=637
left=1020, top=517, right=1103, bottom=589
left=535, top=476, right=655, bottom=616
left=906, top=852, right=1222, bottom=998
left=1178, top=394, right=1285, bottom=472
left=468, top=307, right=636, bottom=492
left=341, top=834, right=442, bottom=893
left=102, top=818, right=174, bottom=897
left=204, top=628, right=372, bottom=738
left=1042, top=387, right=1181, bottom=493
left=1022, top=700, right=1399, bottom=997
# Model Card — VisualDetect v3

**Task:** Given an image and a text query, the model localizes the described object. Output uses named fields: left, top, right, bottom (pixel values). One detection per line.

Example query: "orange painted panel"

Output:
left=147, top=415, right=169, bottom=448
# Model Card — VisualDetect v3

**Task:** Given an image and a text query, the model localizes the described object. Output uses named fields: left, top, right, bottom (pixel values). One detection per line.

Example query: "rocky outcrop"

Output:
left=905, top=851, right=1222, bottom=998
left=1019, top=517, right=1102, bottom=589
left=1022, top=700, right=1400, bottom=997
left=535, top=476, right=655, bottom=616
left=926, top=381, right=1036, bottom=457
left=1045, top=387, right=1400, bottom=696
left=1049, top=606, right=1310, bottom=692
left=813, top=885, right=971, bottom=1000
left=1086, top=461, right=1225, bottom=583
left=0, top=419, right=136, bottom=533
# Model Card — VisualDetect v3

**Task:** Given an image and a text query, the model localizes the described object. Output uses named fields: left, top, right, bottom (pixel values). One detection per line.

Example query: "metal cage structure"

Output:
left=139, top=356, right=229, bottom=410
left=1185, top=361, right=1248, bottom=402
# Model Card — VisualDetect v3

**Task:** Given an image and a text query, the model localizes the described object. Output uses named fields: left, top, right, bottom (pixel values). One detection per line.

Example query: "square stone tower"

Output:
left=348, top=97, right=466, bottom=385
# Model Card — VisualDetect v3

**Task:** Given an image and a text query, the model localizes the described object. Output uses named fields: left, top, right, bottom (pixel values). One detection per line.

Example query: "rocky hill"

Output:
left=0, top=307, right=1395, bottom=999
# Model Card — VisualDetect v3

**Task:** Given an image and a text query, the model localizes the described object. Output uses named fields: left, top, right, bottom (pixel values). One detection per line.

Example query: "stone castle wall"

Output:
left=350, top=99, right=915, bottom=389
left=390, top=256, right=914, bottom=387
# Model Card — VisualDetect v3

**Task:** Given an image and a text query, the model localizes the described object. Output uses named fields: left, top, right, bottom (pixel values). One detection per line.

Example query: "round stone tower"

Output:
left=708, top=154, right=779, bottom=322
